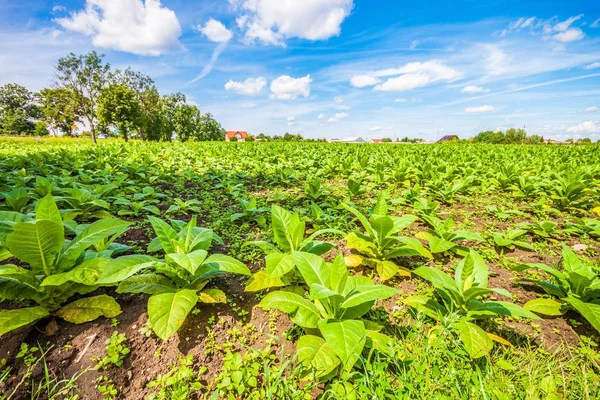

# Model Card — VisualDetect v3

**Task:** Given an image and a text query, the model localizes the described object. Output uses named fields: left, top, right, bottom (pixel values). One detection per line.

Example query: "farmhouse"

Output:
left=225, top=131, right=249, bottom=142
left=438, top=135, right=459, bottom=142
left=340, top=137, right=366, bottom=143
left=372, top=138, right=383, bottom=143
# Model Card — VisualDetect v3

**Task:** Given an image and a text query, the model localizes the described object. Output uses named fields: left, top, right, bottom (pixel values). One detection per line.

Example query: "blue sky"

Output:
left=1, top=0, right=600, bottom=140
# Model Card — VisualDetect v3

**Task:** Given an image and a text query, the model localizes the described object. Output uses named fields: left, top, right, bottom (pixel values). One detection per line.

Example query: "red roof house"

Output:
left=226, top=131, right=249, bottom=142
left=372, top=138, right=382, bottom=143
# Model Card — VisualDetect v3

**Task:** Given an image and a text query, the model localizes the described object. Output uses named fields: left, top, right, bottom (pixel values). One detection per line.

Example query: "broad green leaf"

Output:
left=296, top=335, right=340, bottom=378
left=198, top=288, right=227, bottom=303
left=341, top=284, right=399, bottom=309
left=564, top=296, right=600, bottom=333
left=265, top=253, right=295, bottom=278
left=243, top=241, right=282, bottom=255
left=524, top=298, right=565, bottom=316
left=339, top=202, right=374, bottom=238
left=455, top=319, right=492, bottom=359
left=203, top=254, right=251, bottom=276
left=148, top=216, right=179, bottom=254
left=370, top=215, right=394, bottom=241
left=148, top=289, right=199, bottom=340
left=468, top=301, right=540, bottom=320
left=41, top=258, right=109, bottom=287
left=293, top=251, right=330, bottom=287
left=0, top=264, right=39, bottom=301
left=166, top=250, right=208, bottom=276
left=59, top=219, right=132, bottom=268
left=403, top=295, right=443, bottom=321
left=245, top=270, right=286, bottom=292
left=95, top=255, right=156, bottom=285
left=35, top=195, right=62, bottom=227
left=390, top=215, right=417, bottom=234
left=0, top=306, right=49, bottom=336
left=258, top=291, right=321, bottom=328
left=319, top=319, right=366, bottom=372
left=455, top=251, right=488, bottom=291
left=428, top=237, right=456, bottom=253
left=414, top=266, right=460, bottom=296
left=271, top=205, right=304, bottom=251
left=6, top=220, right=64, bottom=275
left=56, top=294, right=121, bottom=324
left=366, top=330, right=394, bottom=355
left=329, top=253, right=349, bottom=294
left=397, top=237, right=433, bottom=259
left=345, top=232, right=376, bottom=257
left=309, top=283, right=340, bottom=300
left=117, top=274, right=176, bottom=295
left=375, top=260, right=406, bottom=281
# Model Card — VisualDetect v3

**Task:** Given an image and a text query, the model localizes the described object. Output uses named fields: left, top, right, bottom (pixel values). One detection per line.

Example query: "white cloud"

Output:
left=224, top=77, right=267, bottom=95
left=409, top=40, right=419, bottom=50
left=197, top=18, right=232, bottom=42
left=583, top=62, right=600, bottom=70
left=189, top=41, right=228, bottom=83
left=500, top=16, right=536, bottom=36
left=352, top=60, right=460, bottom=92
left=231, top=0, right=354, bottom=46
left=552, top=28, right=584, bottom=43
left=553, top=15, right=583, bottom=32
left=567, top=120, right=600, bottom=133
left=287, top=116, right=295, bottom=125
left=592, top=18, right=600, bottom=28
left=395, top=98, right=406, bottom=103
left=269, top=74, right=312, bottom=99
left=56, top=0, right=182, bottom=56
left=370, top=126, right=382, bottom=132
left=350, top=74, right=381, bottom=88
left=465, top=105, right=495, bottom=113
left=317, top=113, right=325, bottom=120
left=326, top=112, right=349, bottom=123
left=461, top=85, right=490, bottom=94
left=52, top=5, right=67, bottom=13
left=586, top=106, right=598, bottom=112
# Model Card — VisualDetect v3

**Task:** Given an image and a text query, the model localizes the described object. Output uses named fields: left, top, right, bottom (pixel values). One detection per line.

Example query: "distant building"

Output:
left=372, top=138, right=382, bottom=143
left=330, top=138, right=341, bottom=143
left=341, top=137, right=366, bottom=143
left=226, top=131, right=249, bottom=142
left=438, top=135, right=459, bottom=142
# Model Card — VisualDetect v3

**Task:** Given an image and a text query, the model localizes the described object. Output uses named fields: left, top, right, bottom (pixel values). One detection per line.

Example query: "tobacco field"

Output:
left=1, top=137, right=599, bottom=399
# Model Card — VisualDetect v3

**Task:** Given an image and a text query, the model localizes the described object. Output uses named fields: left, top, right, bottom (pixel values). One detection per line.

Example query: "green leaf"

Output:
left=148, top=289, right=199, bottom=340
left=271, top=205, right=304, bottom=251
left=564, top=297, right=600, bottom=333
left=375, top=260, right=403, bottom=281
left=59, top=219, right=132, bottom=268
left=245, top=270, right=287, bottom=292
left=166, top=250, right=208, bottom=276
left=329, top=253, right=349, bottom=294
left=524, top=298, right=565, bottom=316
left=341, top=284, right=399, bottom=309
left=413, top=266, right=460, bottom=295
left=0, top=264, right=39, bottom=301
left=117, top=274, right=176, bottom=295
left=0, top=306, right=49, bottom=336
left=198, top=288, right=227, bottom=304
left=468, top=301, right=540, bottom=320
left=56, top=294, right=121, bottom=324
left=296, top=335, right=340, bottom=378
left=258, top=291, right=321, bottom=328
left=345, top=232, right=376, bottom=257
left=309, top=284, right=340, bottom=300
left=35, top=195, right=62, bottom=227
left=397, top=237, right=433, bottom=259
left=339, top=202, right=374, bottom=238
left=265, top=253, right=295, bottom=278
left=202, top=254, right=251, bottom=276
left=403, top=295, right=443, bottom=321
left=429, top=237, right=456, bottom=253
left=41, top=258, right=109, bottom=287
left=455, top=251, right=488, bottom=291
left=319, top=319, right=366, bottom=372
left=455, top=319, right=492, bottom=359
left=6, top=220, right=64, bottom=275
left=370, top=215, right=394, bottom=241
left=292, top=251, right=330, bottom=287
left=95, top=255, right=156, bottom=285
left=148, top=216, right=179, bottom=254
left=365, top=330, right=394, bottom=355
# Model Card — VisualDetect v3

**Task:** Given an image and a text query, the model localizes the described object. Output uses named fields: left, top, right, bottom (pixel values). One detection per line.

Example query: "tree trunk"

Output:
left=89, top=119, right=97, bottom=144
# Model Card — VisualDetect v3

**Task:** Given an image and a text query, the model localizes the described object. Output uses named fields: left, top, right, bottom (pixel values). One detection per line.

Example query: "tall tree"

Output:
left=173, top=103, right=200, bottom=142
left=0, top=83, right=40, bottom=135
left=54, top=52, right=111, bottom=143
left=97, top=84, right=142, bottom=142
left=37, top=88, right=79, bottom=136
left=194, top=112, right=225, bottom=141
left=114, top=68, right=158, bottom=141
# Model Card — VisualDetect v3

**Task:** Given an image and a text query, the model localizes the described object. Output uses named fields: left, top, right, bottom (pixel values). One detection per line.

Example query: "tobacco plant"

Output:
left=418, top=215, right=484, bottom=257
left=404, top=251, right=539, bottom=358
left=0, top=195, right=152, bottom=336
left=117, top=216, right=251, bottom=340
left=515, top=246, right=600, bottom=332
left=259, top=252, right=399, bottom=378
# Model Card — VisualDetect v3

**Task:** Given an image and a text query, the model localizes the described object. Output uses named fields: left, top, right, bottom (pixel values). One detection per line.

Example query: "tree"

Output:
left=474, top=130, right=505, bottom=144
left=0, top=83, right=40, bottom=135
left=193, top=113, right=225, bottom=141
left=97, top=84, right=142, bottom=142
left=382, top=137, right=392, bottom=142
left=172, top=103, right=199, bottom=142
left=504, top=128, right=526, bottom=144
left=114, top=68, right=159, bottom=141
left=54, top=52, right=111, bottom=143
left=37, top=88, right=79, bottom=136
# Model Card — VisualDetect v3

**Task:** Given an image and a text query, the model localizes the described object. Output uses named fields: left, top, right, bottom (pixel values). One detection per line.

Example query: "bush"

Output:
left=34, top=121, right=49, bottom=136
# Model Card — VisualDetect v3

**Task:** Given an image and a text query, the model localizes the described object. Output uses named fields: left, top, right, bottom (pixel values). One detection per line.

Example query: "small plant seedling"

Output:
left=94, top=331, right=130, bottom=370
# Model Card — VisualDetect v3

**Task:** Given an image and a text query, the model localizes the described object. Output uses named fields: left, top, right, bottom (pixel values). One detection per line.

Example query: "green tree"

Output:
left=382, top=137, right=392, bottom=142
left=37, top=88, right=79, bottom=136
left=97, top=84, right=142, bottom=142
left=0, top=83, right=40, bottom=135
left=193, top=112, right=225, bottom=141
left=54, top=52, right=111, bottom=143
left=172, top=103, right=199, bottom=142
left=474, top=130, right=505, bottom=144
left=505, top=128, right=527, bottom=144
